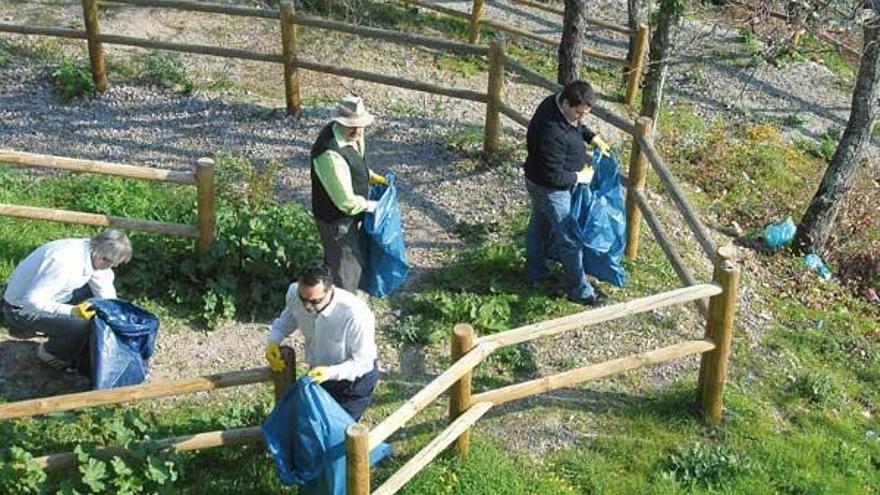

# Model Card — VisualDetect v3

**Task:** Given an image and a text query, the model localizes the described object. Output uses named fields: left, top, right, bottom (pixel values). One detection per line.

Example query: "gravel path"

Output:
left=0, top=0, right=863, bottom=454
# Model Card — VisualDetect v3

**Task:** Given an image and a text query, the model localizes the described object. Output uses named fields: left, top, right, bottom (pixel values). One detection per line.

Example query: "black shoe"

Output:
left=568, top=290, right=608, bottom=307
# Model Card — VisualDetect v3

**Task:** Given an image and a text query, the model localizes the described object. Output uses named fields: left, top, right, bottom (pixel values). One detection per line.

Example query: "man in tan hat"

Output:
left=310, top=95, right=388, bottom=292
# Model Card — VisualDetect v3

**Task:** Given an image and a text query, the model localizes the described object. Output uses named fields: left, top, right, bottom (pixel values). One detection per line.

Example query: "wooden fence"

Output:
left=0, top=149, right=216, bottom=253
left=0, top=0, right=648, bottom=154
left=0, top=2, right=738, bottom=493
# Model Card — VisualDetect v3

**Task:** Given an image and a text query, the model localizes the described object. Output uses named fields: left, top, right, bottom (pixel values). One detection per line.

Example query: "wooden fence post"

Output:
left=81, top=0, right=109, bottom=92
left=449, top=324, right=476, bottom=458
left=483, top=39, right=504, bottom=155
left=624, top=117, right=652, bottom=261
left=346, top=423, right=370, bottom=495
left=280, top=2, right=302, bottom=118
left=271, top=345, right=296, bottom=402
left=196, top=157, right=216, bottom=254
left=697, top=245, right=739, bottom=425
left=624, top=23, right=648, bottom=107
left=468, top=0, right=485, bottom=44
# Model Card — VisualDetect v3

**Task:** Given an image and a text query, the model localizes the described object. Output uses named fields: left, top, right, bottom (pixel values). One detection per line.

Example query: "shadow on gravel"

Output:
left=0, top=339, right=90, bottom=402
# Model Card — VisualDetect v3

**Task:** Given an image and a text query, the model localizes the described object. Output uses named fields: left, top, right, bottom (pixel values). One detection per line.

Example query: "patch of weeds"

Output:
left=453, top=220, right=501, bottom=244
left=782, top=112, right=808, bottom=128
left=387, top=314, right=444, bottom=346
left=435, top=53, right=486, bottom=77
left=200, top=71, right=235, bottom=92
left=684, top=63, right=706, bottom=85
left=666, top=442, right=749, bottom=489
left=139, top=51, right=194, bottom=93
left=789, top=371, right=842, bottom=406
left=796, top=32, right=856, bottom=80
left=0, top=40, right=10, bottom=68
left=51, top=57, right=97, bottom=102
left=300, top=0, right=472, bottom=40
left=873, top=121, right=880, bottom=139
left=445, top=124, right=484, bottom=153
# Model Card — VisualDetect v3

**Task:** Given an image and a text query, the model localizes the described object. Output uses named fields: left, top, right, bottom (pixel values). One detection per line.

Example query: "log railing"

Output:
left=0, top=346, right=296, bottom=471
left=0, top=0, right=648, bottom=161
left=0, top=149, right=216, bottom=252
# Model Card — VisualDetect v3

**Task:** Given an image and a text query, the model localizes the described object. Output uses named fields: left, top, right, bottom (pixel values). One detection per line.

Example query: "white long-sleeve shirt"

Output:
left=268, top=283, right=377, bottom=382
left=3, top=238, right=116, bottom=318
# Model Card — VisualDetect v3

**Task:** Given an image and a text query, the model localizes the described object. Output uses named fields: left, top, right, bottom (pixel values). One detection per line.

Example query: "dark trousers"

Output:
left=315, top=216, right=364, bottom=293
left=320, top=365, right=379, bottom=421
left=2, top=285, right=93, bottom=363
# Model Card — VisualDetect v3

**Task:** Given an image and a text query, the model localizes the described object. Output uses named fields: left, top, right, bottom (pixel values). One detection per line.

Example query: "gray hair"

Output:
left=89, top=230, right=132, bottom=265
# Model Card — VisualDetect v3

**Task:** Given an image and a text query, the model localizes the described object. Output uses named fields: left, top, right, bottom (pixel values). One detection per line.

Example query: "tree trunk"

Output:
left=639, top=0, right=681, bottom=127
left=622, top=0, right=641, bottom=84
left=558, top=0, right=588, bottom=85
left=795, top=14, right=880, bottom=255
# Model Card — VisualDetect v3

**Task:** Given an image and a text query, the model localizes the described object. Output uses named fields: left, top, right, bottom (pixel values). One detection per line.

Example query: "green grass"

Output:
left=796, top=32, right=857, bottom=80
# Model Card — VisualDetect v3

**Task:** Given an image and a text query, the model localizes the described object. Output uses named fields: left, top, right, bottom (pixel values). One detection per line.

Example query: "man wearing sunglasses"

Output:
left=264, top=259, right=379, bottom=421
left=2, top=230, right=132, bottom=371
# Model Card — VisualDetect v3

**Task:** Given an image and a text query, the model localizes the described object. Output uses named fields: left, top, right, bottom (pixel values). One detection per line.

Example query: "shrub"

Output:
left=121, top=154, right=321, bottom=327
left=666, top=442, right=748, bottom=489
left=140, top=51, right=193, bottom=92
left=790, top=371, right=841, bottom=406
left=51, top=57, right=97, bottom=102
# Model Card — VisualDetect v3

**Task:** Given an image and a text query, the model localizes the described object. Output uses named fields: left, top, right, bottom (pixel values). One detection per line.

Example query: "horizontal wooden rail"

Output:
left=501, top=56, right=637, bottom=135
left=498, top=102, right=530, bottom=127
left=0, top=23, right=87, bottom=39
left=635, top=136, right=719, bottom=259
left=106, top=0, right=492, bottom=56
left=472, top=339, right=715, bottom=406
left=0, top=204, right=199, bottom=238
left=296, top=59, right=488, bottom=103
left=510, top=0, right=635, bottom=36
left=631, top=188, right=709, bottom=317
left=399, top=0, right=628, bottom=66
left=292, top=14, right=489, bottom=56
left=0, top=25, right=486, bottom=104
left=368, top=283, right=719, bottom=450
left=368, top=343, right=496, bottom=451
left=36, top=425, right=263, bottom=470
left=478, top=283, right=721, bottom=349
left=0, top=149, right=196, bottom=184
left=0, top=367, right=272, bottom=420
left=372, top=402, right=494, bottom=495
left=104, top=0, right=279, bottom=19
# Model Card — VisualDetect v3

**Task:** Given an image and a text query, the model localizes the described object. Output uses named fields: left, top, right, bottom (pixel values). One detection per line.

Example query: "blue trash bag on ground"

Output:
left=360, top=171, right=410, bottom=297
left=261, top=376, right=392, bottom=494
left=89, top=299, right=159, bottom=390
left=569, top=149, right=628, bottom=287
left=764, top=217, right=797, bottom=250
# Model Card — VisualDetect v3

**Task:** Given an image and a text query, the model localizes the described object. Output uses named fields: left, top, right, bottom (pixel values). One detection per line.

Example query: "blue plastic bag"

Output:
left=764, top=217, right=796, bottom=250
left=89, top=299, right=159, bottom=390
left=360, top=172, right=410, bottom=297
left=804, top=253, right=832, bottom=280
left=261, top=376, right=392, bottom=493
left=569, top=150, right=628, bottom=287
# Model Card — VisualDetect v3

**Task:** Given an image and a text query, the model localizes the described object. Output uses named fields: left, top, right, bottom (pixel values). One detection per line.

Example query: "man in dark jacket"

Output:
left=523, top=80, right=610, bottom=306
left=310, top=95, right=388, bottom=293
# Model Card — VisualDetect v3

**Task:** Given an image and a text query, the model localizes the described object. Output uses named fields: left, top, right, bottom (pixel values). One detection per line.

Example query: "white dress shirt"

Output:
left=3, top=238, right=117, bottom=318
left=268, top=283, right=377, bottom=382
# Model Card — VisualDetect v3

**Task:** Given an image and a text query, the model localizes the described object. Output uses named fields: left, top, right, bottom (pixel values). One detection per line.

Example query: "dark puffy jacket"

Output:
left=523, top=94, right=596, bottom=190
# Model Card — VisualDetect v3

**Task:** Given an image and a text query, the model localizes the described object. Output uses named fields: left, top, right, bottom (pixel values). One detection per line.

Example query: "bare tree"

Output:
left=795, top=5, right=880, bottom=254
left=558, top=0, right=588, bottom=84
left=639, top=0, right=684, bottom=126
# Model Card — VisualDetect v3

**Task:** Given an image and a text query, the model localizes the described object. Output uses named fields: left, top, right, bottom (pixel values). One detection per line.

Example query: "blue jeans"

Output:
left=2, top=285, right=93, bottom=363
left=525, top=179, right=595, bottom=300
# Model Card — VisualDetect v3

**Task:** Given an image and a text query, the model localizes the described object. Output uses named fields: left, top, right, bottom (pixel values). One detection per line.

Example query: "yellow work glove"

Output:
left=369, top=171, right=389, bottom=186
left=73, top=302, right=96, bottom=319
left=592, top=135, right=611, bottom=156
left=265, top=342, right=286, bottom=373
left=307, top=366, right=329, bottom=384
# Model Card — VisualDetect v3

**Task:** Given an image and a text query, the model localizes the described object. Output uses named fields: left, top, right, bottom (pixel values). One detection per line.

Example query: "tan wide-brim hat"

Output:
left=332, top=95, right=374, bottom=128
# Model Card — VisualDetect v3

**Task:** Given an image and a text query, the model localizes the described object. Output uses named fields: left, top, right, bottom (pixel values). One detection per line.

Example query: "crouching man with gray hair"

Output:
left=2, top=229, right=132, bottom=371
